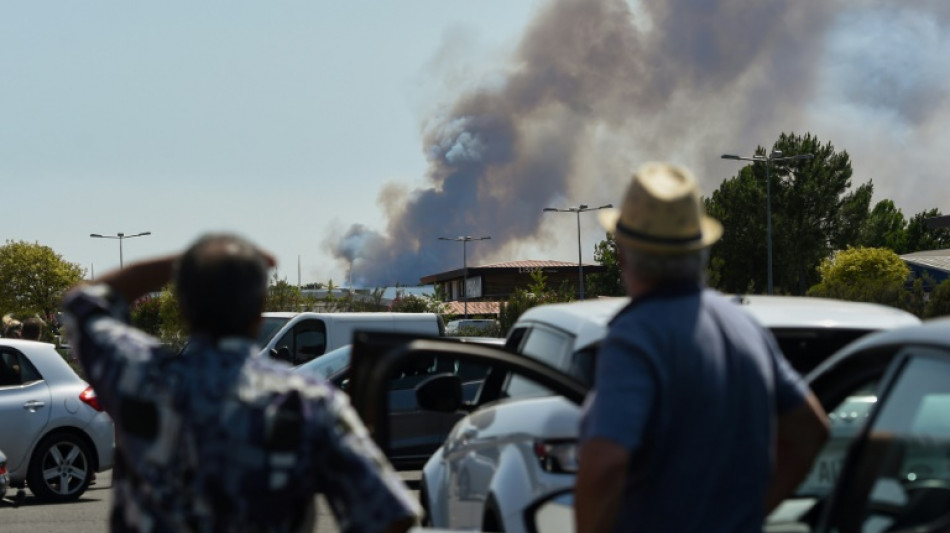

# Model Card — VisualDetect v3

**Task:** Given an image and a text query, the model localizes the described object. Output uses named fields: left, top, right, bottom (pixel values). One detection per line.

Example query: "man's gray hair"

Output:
left=621, top=245, right=708, bottom=283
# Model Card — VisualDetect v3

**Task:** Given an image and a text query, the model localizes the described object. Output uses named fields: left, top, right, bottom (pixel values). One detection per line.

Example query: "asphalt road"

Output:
left=1, top=470, right=421, bottom=533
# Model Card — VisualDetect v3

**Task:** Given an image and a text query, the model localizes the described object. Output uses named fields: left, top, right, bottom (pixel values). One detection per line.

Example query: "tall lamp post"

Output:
left=90, top=231, right=152, bottom=269
left=542, top=203, right=613, bottom=300
left=438, top=235, right=491, bottom=318
left=721, top=150, right=813, bottom=295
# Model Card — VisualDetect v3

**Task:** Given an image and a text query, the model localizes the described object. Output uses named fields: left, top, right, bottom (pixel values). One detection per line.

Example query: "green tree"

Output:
left=858, top=200, right=907, bottom=252
left=707, top=133, right=872, bottom=295
left=390, top=294, right=429, bottom=312
left=903, top=209, right=950, bottom=253
left=267, top=274, right=301, bottom=311
left=497, top=270, right=573, bottom=332
left=924, top=278, right=950, bottom=318
left=807, top=247, right=915, bottom=310
left=587, top=233, right=623, bottom=297
left=131, top=296, right=163, bottom=336
left=0, top=240, right=85, bottom=318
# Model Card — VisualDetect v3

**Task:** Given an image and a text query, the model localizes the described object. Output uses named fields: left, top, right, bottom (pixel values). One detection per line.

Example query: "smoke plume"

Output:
left=331, top=0, right=950, bottom=287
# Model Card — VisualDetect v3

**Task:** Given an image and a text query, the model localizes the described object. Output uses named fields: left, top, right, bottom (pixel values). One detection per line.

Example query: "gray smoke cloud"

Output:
left=331, top=0, right=950, bottom=287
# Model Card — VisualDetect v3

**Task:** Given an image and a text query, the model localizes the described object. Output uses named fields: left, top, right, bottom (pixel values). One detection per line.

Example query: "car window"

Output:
left=796, top=379, right=879, bottom=498
left=293, top=320, right=327, bottom=364
left=828, top=348, right=950, bottom=532
left=256, top=316, right=290, bottom=347
left=0, top=349, right=42, bottom=386
left=273, top=319, right=327, bottom=365
left=506, top=326, right=573, bottom=399
left=772, top=328, right=875, bottom=375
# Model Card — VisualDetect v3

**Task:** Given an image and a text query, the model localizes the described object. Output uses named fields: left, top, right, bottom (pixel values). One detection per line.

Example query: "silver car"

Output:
left=419, top=295, right=921, bottom=533
left=0, top=339, right=114, bottom=502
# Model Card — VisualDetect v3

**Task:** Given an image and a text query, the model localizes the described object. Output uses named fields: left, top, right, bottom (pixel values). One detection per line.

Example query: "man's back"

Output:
left=64, top=284, right=418, bottom=533
left=581, top=286, right=807, bottom=531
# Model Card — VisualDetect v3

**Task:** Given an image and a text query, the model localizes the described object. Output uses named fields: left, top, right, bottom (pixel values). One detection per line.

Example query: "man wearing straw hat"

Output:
left=574, top=163, right=829, bottom=532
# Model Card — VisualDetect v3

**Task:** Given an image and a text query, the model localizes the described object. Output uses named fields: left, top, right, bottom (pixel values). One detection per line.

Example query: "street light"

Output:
left=438, top=235, right=491, bottom=318
left=542, top=203, right=613, bottom=300
left=721, top=150, right=814, bottom=295
left=90, top=231, right=152, bottom=269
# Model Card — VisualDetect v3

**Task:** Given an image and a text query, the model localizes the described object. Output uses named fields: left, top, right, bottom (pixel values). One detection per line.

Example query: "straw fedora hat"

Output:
left=598, top=162, right=722, bottom=254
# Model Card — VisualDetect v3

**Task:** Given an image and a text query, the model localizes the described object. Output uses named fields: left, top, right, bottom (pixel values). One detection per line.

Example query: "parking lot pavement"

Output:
left=0, top=470, right=423, bottom=533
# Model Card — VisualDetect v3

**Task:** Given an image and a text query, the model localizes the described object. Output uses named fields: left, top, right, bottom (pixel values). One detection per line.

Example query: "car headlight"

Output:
left=533, top=440, right=579, bottom=474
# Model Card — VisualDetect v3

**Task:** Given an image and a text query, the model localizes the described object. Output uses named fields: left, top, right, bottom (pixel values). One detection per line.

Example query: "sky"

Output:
left=3, top=1, right=949, bottom=288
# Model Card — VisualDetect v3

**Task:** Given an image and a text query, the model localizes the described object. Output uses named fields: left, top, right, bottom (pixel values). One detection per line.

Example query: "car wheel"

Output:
left=483, top=496, right=505, bottom=533
left=419, top=476, right=433, bottom=526
left=27, top=431, right=94, bottom=502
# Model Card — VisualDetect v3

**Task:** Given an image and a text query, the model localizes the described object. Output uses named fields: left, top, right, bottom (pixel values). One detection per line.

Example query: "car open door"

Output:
left=346, top=331, right=587, bottom=471
left=816, top=347, right=950, bottom=532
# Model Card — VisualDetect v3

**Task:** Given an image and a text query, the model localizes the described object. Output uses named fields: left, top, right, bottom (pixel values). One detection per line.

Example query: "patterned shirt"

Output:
left=63, top=284, right=420, bottom=533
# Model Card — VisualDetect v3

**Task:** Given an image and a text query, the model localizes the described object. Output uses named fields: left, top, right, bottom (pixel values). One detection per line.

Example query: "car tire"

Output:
left=482, top=496, right=505, bottom=533
left=419, top=476, right=433, bottom=527
left=27, top=431, right=94, bottom=502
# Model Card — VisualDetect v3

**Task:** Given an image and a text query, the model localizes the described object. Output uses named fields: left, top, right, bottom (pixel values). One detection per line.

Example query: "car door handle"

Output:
left=22, top=400, right=46, bottom=411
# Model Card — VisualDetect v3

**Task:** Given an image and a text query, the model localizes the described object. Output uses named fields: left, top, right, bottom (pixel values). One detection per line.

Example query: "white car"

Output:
left=418, top=295, right=920, bottom=532
left=0, top=339, right=114, bottom=502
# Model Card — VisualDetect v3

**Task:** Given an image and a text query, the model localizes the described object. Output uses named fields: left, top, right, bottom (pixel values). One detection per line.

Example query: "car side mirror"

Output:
left=415, top=373, right=462, bottom=412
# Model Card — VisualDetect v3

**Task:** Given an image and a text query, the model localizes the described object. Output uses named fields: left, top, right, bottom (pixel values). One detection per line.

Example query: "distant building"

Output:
left=420, top=260, right=606, bottom=316
left=901, top=249, right=950, bottom=290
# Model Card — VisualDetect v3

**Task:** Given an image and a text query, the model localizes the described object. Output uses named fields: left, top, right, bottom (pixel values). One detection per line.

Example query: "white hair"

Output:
left=620, top=246, right=708, bottom=283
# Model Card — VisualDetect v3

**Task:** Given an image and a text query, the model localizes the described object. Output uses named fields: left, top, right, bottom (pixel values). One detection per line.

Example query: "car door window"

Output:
left=828, top=349, right=950, bottom=532
left=274, top=319, right=327, bottom=365
left=0, top=349, right=42, bottom=386
left=506, top=326, right=572, bottom=399
left=293, top=320, right=326, bottom=364
left=797, top=380, right=880, bottom=498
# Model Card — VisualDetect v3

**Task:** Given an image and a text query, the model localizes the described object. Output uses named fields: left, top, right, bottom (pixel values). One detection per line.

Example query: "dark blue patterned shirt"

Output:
left=63, top=284, right=420, bottom=533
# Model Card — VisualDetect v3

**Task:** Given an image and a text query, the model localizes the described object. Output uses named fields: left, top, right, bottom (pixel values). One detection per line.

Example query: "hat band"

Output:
left=616, top=220, right=703, bottom=245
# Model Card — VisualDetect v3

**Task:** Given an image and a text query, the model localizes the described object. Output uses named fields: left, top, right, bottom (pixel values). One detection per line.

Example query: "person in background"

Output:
left=21, top=317, right=45, bottom=341
left=62, top=233, right=419, bottom=533
left=574, top=163, right=829, bottom=533
left=2, top=314, right=22, bottom=339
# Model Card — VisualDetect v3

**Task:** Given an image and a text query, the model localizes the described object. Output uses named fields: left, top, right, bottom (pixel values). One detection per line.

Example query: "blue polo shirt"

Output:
left=580, top=284, right=807, bottom=532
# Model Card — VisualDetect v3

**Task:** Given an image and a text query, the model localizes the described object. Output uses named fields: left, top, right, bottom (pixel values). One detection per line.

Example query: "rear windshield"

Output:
left=257, top=316, right=291, bottom=347
left=772, top=328, right=875, bottom=375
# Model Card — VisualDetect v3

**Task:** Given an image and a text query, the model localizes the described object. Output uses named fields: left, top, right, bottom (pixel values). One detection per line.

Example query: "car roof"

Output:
left=511, top=297, right=629, bottom=350
left=733, top=295, right=921, bottom=331
left=509, top=293, right=920, bottom=353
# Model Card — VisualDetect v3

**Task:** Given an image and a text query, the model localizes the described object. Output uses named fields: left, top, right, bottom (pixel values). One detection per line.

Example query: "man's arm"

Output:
left=93, top=256, right=178, bottom=304
left=575, top=437, right=629, bottom=533
left=766, top=392, right=830, bottom=513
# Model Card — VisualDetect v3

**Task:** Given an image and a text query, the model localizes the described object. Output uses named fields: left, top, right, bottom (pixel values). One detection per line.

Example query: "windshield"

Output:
left=256, top=317, right=291, bottom=347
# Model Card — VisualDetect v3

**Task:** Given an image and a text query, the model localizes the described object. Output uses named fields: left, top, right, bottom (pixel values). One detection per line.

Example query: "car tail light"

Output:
left=80, top=386, right=103, bottom=412
left=533, top=440, right=579, bottom=474
left=0, top=462, right=7, bottom=475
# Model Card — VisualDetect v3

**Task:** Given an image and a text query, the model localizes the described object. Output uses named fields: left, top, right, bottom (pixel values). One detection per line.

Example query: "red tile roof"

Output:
left=475, top=260, right=595, bottom=269
left=441, top=301, right=501, bottom=316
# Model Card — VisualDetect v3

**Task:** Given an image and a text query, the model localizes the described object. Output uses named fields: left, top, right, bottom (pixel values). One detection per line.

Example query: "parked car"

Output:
left=258, top=312, right=444, bottom=365
left=416, top=295, right=919, bottom=532
left=0, top=339, right=114, bottom=502
left=293, top=337, right=504, bottom=469
left=349, top=318, right=950, bottom=532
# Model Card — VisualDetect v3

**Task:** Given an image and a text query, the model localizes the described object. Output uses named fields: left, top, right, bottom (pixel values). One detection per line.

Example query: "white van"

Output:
left=257, top=312, right=444, bottom=365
